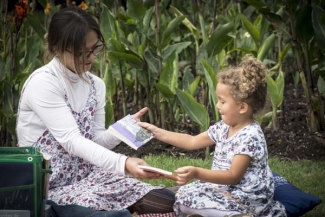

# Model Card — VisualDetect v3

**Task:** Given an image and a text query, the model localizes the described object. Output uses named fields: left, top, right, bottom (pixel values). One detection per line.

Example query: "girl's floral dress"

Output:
left=174, top=121, right=286, bottom=217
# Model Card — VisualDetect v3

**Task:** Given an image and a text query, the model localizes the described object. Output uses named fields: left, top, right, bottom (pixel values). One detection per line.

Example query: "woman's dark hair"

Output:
left=46, top=6, right=104, bottom=74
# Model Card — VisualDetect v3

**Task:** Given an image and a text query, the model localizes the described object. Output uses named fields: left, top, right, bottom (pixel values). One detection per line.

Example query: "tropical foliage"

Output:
left=1, top=0, right=324, bottom=149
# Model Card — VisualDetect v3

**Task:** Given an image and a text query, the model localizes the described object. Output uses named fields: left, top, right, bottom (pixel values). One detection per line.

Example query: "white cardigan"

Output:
left=17, top=57, right=127, bottom=175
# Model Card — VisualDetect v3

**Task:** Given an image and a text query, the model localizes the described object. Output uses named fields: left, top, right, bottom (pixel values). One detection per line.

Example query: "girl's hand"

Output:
left=174, top=166, right=198, bottom=185
left=125, top=157, right=164, bottom=179
left=132, top=107, right=149, bottom=122
left=137, top=122, right=159, bottom=135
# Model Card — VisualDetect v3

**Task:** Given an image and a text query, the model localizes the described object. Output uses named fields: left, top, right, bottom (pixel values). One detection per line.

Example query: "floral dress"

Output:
left=22, top=71, right=161, bottom=210
left=173, top=121, right=286, bottom=217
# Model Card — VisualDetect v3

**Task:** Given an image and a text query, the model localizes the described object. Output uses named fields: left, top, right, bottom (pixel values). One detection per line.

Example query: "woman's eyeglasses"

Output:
left=83, top=44, right=104, bottom=58
left=66, top=43, right=105, bottom=58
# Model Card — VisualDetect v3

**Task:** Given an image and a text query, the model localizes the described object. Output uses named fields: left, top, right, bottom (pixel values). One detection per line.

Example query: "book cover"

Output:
left=138, top=165, right=177, bottom=181
left=108, top=114, right=155, bottom=150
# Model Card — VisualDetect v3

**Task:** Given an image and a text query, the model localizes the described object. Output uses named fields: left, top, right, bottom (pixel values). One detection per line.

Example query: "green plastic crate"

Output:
left=0, top=146, right=51, bottom=217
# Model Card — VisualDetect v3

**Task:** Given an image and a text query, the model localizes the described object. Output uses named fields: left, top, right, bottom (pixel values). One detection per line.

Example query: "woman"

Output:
left=16, top=5, right=174, bottom=216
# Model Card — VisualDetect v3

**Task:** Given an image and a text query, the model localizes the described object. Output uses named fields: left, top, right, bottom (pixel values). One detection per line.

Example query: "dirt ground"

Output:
left=113, top=80, right=325, bottom=162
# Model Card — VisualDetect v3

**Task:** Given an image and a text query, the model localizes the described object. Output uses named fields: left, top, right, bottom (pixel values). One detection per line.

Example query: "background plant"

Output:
left=1, top=0, right=324, bottom=148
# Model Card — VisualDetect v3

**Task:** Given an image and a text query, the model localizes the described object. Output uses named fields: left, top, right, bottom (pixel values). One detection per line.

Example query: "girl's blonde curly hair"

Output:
left=217, top=55, right=268, bottom=114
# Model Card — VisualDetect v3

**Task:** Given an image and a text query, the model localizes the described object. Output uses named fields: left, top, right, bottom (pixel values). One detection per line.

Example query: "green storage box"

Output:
left=0, top=146, right=51, bottom=217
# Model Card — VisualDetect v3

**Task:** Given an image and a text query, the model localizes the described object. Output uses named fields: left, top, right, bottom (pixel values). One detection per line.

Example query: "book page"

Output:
left=138, top=165, right=178, bottom=181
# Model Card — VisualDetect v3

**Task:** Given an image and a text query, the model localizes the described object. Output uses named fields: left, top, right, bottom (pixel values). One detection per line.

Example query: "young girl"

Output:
left=139, top=56, right=287, bottom=217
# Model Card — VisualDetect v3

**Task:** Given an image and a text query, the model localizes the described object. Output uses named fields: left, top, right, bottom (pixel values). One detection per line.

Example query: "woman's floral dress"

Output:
left=22, top=71, right=161, bottom=210
left=173, top=121, right=286, bottom=217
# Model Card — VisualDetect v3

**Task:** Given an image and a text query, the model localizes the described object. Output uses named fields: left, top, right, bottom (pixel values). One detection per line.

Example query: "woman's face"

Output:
left=64, top=30, right=103, bottom=73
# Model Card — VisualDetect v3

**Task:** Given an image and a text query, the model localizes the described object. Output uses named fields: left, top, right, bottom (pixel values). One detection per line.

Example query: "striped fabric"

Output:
left=136, top=212, right=176, bottom=217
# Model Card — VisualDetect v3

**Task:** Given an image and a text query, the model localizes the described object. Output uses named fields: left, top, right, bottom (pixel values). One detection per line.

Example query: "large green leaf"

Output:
left=176, top=88, right=209, bottom=131
left=257, top=15, right=270, bottom=41
left=202, top=59, right=217, bottom=103
left=279, top=44, right=291, bottom=62
left=266, top=73, right=284, bottom=108
left=142, top=7, right=155, bottom=36
left=199, top=14, right=207, bottom=46
left=103, top=64, right=116, bottom=102
left=182, top=70, right=195, bottom=94
left=257, top=33, right=276, bottom=61
left=159, top=52, right=178, bottom=93
left=275, top=71, right=285, bottom=100
left=6, top=114, right=17, bottom=138
left=156, top=83, right=175, bottom=99
left=317, top=76, right=325, bottom=97
left=144, top=50, right=159, bottom=74
left=26, top=13, right=46, bottom=39
left=15, top=63, right=32, bottom=92
left=109, top=38, right=127, bottom=52
left=312, top=5, right=325, bottom=53
left=205, top=23, right=233, bottom=57
left=266, top=75, right=279, bottom=107
left=107, top=51, right=143, bottom=69
left=242, top=0, right=267, bottom=10
left=188, top=76, right=201, bottom=97
left=0, top=56, right=6, bottom=81
left=216, top=50, right=227, bottom=70
left=0, top=82, right=14, bottom=117
left=243, top=0, right=288, bottom=35
left=100, top=6, right=116, bottom=43
left=126, top=0, right=147, bottom=21
left=163, top=41, right=192, bottom=60
left=295, top=6, right=313, bottom=44
left=105, top=102, right=114, bottom=127
left=20, top=35, right=41, bottom=69
left=161, top=15, right=185, bottom=45
left=170, top=6, right=200, bottom=52
left=239, top=14, right=260, bottom=46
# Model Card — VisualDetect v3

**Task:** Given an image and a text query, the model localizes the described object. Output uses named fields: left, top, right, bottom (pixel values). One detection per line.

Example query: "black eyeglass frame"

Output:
left=66, top=41, right=105, bottom=58
left=83, top=43, right=105, bottom=58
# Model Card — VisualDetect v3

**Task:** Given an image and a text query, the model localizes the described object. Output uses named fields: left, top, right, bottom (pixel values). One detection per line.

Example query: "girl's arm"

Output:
left=175, top=154, right=251, bottom=185
left=138, top=122, right=214, bottom=150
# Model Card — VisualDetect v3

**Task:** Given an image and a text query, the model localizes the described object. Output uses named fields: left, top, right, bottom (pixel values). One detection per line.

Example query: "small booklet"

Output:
left=138, top=165, right=177, bottom=181
left=108, top=114, right=155, bottom=150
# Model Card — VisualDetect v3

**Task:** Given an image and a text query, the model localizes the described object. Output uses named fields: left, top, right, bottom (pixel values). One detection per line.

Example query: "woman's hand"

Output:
left=125, top=157, right=164, bottom=179
left=174, top=166, right=198, bottom=185
left=132, top=107, right=149, bottom=122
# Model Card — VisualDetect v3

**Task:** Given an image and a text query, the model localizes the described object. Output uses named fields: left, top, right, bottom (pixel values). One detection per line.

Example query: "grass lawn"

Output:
left=140, top=154, right=325, bottom=217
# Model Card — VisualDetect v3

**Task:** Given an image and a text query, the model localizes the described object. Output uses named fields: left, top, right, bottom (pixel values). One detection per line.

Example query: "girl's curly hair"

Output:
left=217, top=55, right=268, bottom=114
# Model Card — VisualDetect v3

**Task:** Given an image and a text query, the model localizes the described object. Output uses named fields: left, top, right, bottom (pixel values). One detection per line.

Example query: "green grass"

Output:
left=140, top=154, right=325, bottom=217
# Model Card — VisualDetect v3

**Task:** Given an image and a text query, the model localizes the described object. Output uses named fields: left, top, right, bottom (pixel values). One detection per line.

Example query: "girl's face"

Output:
left=216, top=82, right=242, bottom=127
left=64, top=30, right=103, bottom=73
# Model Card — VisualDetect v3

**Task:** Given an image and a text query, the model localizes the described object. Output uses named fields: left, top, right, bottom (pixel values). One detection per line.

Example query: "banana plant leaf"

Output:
left=257, top=33, right=276, bottom=61
left=176, top=88, right=209, bottom=131
left=312, top=5, right=325, bottom=53
left=205, top=22, right=234, bottom=58
left=107, top=51, right=143, bottom=69
left=239, top=14, right=260, bottom=46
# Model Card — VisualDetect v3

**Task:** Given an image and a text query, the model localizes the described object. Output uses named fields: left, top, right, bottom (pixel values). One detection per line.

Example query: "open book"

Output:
left=138, top=165, right=177, bottom=181
left=108, top=114, right=155, bottom=150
